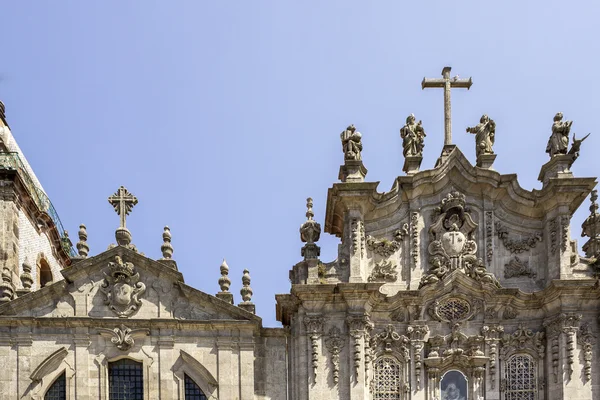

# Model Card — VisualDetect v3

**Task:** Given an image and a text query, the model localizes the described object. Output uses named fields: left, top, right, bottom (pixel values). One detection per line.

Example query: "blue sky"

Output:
left=1, top=1, right=599, bottom=326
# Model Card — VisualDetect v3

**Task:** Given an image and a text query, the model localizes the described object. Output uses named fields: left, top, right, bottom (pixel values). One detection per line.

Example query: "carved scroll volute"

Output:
left=346, top=314, right=374, bottom=381
left=482, top=325, right=504, bottom=389
left=407, top=325, right=429, bottom=390
left=304, top=316, right=324, bottom=383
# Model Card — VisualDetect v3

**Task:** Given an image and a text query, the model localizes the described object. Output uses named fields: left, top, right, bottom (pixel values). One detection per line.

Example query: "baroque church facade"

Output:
left=1, top=67, right=600, bottom=400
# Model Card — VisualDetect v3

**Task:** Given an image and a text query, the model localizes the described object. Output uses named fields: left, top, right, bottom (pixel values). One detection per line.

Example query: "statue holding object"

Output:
left=340, top=124, right=363, bottom=161
left=400, top=114, right=426, bottom=157
left=466, top=114, right=495, bottom=157
left=546, top=112, right=572, bottom=157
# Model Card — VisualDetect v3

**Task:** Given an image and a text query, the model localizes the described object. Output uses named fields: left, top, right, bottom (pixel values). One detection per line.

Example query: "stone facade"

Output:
left=2, top=67, right=600, bottom=400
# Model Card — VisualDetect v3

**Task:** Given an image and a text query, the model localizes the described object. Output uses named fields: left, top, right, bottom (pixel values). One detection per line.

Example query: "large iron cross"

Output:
left=422, top=66, right=473, bottom=146
left=108, top=186, right=138, bottom=228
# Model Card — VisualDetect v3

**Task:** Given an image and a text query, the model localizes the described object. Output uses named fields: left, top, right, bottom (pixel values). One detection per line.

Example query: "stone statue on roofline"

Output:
left=400, top=114, right=426, bottom=157
left=466, top=114, right=495, bottom=157
left=546, top=112, right=572, bottom=157
left=340, top=124, right=363, bottom=161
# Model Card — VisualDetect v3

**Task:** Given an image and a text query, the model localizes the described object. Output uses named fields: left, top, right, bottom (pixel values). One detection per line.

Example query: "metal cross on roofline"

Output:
left=422, top=66, right=473, bottom=147
left=108, top=186, right=138, bottom=229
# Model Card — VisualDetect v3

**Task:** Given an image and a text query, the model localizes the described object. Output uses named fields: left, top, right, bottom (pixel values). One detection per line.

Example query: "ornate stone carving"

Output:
left=422, top=192, right=498, bottom=287
left=350, top=219, right=366, bottom=257
left=300, top=198, right=321, bottom=260
left=544, top=314, right=581, bottom=382
left=485, top=211, right=493, bottom=263
left=304, top=316, right=324, bottom=382
left=325, top=326, right=345, bottom=384
left=482, top=325, right=504, bottom=389
left=429, top=297, right=472, bottom=323
left=561, top=216, right=569, bottom=253
left=373, top=325, right=409, bottom=359
left=20, top=258, right=33, bottom=291
left=408, top=325, right=429, bottom=390
left=578, top=322, right=596, bottom=382
left=76, top=224, right=89, bottom=258
left=411, top=212, right=419, bottom=267
left=546, top=112, right=572, bottom=157
left=160, top=226, right=174, bottom=259
left=390, top=308, right=405, bottom=322
left=401, top=114, right=427, bottom=157
left=549, top=218, right=558, bottom=255
left=500, top=324, right=545, bottom=382
left=99, top=256, right=146, bottom=317
left=365, top=235, right=401, bottom=257
left=346, top=314, right=373, bottom=378
left=108, top=186, right=139, bottom=250
left=466, top=114, right=495, bottom=157
left=340, top=124, right=363, bottom=161
left=495, top=222, right=542, bottom=254
left=502, top=305, right=519, bottom=320
left=504, top=257, right=536, bottom=279
left=0, top=267, right=14, bottom=303
left=568, top=132, right=591, bottom=161
left=97, top=324, right=149, bottom=351
left=368, top=260, right=397, bottom=282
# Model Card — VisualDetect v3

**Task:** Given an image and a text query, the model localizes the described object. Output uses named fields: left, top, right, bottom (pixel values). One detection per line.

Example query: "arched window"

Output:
left=185, top=374, right=208, bottom=400
left=109, top=359, right=144, bottom=400
left=44, top=371, right=66, bottom=400
left=373, top=355, right=402, bottom=400
left=39, top=258, right=53, bottom=288
left=504, top=354, right=537, bottom=400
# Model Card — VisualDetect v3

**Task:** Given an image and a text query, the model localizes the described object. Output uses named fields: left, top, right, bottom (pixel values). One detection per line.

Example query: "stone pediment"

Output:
left=325, top=146, right=595, bottom=236
left=0, top=246, right=259, bottom=323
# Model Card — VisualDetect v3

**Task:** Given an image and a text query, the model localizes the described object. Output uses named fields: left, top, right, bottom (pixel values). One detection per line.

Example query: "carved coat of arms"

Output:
left=421, top=192, right=498, bottom=288
left=100, top=256, right=146, bottom=317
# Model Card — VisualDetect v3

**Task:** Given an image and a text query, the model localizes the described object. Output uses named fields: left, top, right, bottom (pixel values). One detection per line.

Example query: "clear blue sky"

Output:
left=1, top=2, right=599, bottom=326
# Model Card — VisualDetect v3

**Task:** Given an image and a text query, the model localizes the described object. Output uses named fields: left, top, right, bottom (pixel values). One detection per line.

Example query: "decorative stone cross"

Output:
left=422, top=66, right=473, bottom=146
left=108, top=186, right=138, bottom=229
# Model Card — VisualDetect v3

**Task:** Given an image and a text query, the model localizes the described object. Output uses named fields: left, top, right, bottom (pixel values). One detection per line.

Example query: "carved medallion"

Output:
left=421, top=192, right=497, bottom=287
left=100, top=256, right=146, bottom=317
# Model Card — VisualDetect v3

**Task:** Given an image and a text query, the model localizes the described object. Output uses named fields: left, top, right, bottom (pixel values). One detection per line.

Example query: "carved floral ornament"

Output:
left=100, top=256, right=146, bottom=318
left=98, top=324, right=149, bottom=351
left=421, top=191, right=499, bottom=288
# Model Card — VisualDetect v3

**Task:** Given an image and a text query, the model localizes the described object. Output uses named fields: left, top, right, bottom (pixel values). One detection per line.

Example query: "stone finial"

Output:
left=216, top=259, right=233, bottom=304
left=20, top=258, right=33, bottom=291
left=240, top=269, right=253, bottom=302
left=108, top=186, right=138, bottom=249
left=300, top=198, right=321, bottom=260
left=0, top=267, right=14, bottom=303
left=160, top=226, right=174, bottom=259
left=218, top=259, right=231, bottom=292
left=76, top=224, right=89, bottom=258
left=582, top=190, right=600, bottom=259
left=238, top=269, right=255, bottom=314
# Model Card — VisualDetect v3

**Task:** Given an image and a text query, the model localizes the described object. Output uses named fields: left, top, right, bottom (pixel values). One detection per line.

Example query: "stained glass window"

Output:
left=505, top=354, right=537, bottom=400
left=373, top=356, right=402, bottom=400
left=44, top=372, right=66, bottom=400
left=109, top=359, right=144, bottom=400
left=184, top=374, right=208, bottom=400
